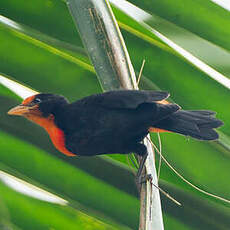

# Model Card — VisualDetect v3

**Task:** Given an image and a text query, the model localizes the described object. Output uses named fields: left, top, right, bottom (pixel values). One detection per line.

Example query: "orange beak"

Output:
left=8, top=105, right=38, bottom=116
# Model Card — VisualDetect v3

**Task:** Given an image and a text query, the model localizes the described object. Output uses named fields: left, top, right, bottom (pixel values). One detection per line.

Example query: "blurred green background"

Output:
left=0, top=0, right=230, bottom=229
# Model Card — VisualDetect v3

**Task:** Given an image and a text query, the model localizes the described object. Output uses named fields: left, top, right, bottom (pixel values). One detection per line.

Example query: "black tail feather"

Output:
left=154, top=110, right=223, bottom=140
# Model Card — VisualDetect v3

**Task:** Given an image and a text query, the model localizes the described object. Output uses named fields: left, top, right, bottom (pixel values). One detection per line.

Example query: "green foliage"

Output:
left=0, top=0, right=229, bottom=229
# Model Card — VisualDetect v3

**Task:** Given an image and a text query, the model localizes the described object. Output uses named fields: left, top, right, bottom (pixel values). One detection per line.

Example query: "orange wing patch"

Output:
left=158, top=99, right=170, bottom=105
left=149, top=100, right=172, bottom=133
left=149, top=100, right=174, bottom=133
left=149, top=127, right=170, bottom=133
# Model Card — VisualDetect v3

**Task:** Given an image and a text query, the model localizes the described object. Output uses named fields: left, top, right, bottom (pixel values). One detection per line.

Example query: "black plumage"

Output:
left=27, top=90, right=223, bottom=156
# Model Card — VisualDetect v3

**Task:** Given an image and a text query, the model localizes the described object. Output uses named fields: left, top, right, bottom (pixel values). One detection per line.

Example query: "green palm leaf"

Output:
left=0, top=0, right=229, bottom=229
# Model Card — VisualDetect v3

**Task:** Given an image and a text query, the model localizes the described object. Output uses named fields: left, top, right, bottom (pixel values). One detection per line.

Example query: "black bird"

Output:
left=8, top=90, right=223, bottom=181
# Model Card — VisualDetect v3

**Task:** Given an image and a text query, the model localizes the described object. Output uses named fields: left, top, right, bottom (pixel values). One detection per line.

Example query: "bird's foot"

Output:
left=135, top=173, right=153, bottom=193
left=140, top=174, right=153, bottom=184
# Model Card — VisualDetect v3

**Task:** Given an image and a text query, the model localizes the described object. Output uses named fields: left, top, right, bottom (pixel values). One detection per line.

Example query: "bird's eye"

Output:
left=33, top=98, right=42, bottom=104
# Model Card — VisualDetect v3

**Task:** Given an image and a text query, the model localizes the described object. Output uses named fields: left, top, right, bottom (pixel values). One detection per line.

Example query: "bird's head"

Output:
left=8, top=93, right=69, bottom=122
left=8, top=93, right=75, bottom=156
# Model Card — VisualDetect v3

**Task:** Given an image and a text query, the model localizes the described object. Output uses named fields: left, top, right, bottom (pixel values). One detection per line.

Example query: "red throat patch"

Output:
left=28, top=114, right=76, bottom=156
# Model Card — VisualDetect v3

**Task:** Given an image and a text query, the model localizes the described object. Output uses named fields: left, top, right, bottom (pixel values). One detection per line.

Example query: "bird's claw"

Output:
left=135, top=174, right=153, bottom=193
left=140, top=174, right=152, bottom=184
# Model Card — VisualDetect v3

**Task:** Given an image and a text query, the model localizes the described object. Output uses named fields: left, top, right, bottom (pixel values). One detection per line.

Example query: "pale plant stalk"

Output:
left=67, top=0, right=164, bottom=229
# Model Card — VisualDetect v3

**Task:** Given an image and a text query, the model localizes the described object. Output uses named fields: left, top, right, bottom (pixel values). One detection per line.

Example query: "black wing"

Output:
left=74, top=90, right=169, bottom=109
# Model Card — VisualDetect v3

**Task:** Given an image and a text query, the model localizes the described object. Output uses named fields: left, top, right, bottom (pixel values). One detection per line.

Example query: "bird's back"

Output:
left=55, top=94, right=178, bottom=156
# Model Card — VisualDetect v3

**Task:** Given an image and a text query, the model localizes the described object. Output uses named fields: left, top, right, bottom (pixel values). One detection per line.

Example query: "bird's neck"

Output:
left=26, top=114, right=76, bottom=156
